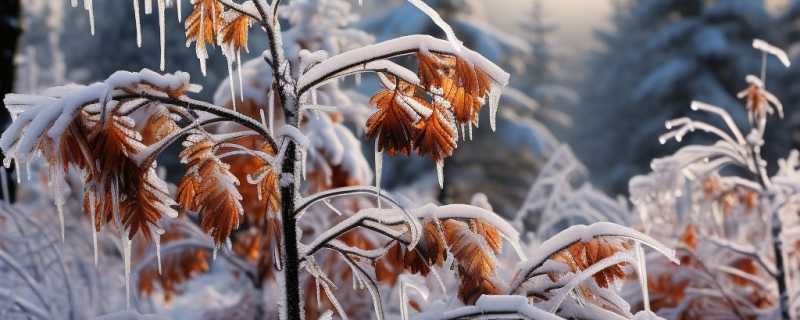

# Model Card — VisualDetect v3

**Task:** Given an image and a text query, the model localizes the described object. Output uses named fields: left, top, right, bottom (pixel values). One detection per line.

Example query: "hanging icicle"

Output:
left=122, top=235, right=132, bottom=309
left=144, top=0, right=153, bottom=14
left=85, top=0, right=96, bottom=36
left=133, top=0, right=142, bottom=47
left=237, top=50, right=244, bottom=103
left=176, top=0, right=182, bottom=22
left=436, top=160, right=444, bottom=189
left=375, top=141, right=383, bottom=208
left=226, top=56, right=237, bottom=111
left=268, top=89, right=275, bottom=136
left=158, top=0, right=166, bottom=71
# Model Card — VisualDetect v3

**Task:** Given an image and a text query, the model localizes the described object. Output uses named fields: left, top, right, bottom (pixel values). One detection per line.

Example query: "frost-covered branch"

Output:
left=510, top=222, right=678, bottom=294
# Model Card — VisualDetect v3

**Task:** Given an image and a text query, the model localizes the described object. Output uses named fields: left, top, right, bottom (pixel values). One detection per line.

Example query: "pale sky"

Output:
left=485, top=0, right=613, bottom=57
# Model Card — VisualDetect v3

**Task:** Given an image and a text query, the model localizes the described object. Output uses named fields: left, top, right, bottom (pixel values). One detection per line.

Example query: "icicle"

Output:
left=14, top=160, right=21, bottom=184
left=436, top=160, right=444, bottom=189
left=259, top=108, right=268, bottom=127
left=158, top=0, right=166, bottom=71
left=133, top=0, right=142, bottom=47
left=359, top=0, right=363, bottom=6
left=154, top=228, right=164, bottom=275
left=355, top=73, right=362, bottom=86
left=176, top=0, right=182, bottom=22
left=375, top=141, right=383, bottom=208
left=468, top=122, right=473, bottom=141
left=85, top=0, right=95, bottom=36
left=300, top=146, right=308, bottom=181
left=89, top=189, right=98, bottom=266
left=488, top=83, right=501, bottom=132
left=212, top=246, right=218, bottom=261
left=71, top=0, right=78, bottom=7
left=268, top=89, right=275, bottom=136
left=311, top=88, right=318, bottom=105
left=460, top=123, right=466, bottom=142
left=56, top=195, right=65, bottom=242
left=144, top=0, right=153, bottom=14
left=197, top=3, right=208, bottom=76
left=237, top=50, right=244, bottom=103
left=226, top=55, right=237, bottom=111
left=122, top=235, right=132, bottom=310
left=634, top=241, right=651, bottom=312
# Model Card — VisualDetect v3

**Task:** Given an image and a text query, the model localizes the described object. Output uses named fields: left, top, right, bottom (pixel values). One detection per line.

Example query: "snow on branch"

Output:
left=296, top=35, right=509, bottom=94
left=510, top=222, right=678, bottom=293
left=415, top=295, right=565, bottom=320
left=753, top=39, right=791, bottom=67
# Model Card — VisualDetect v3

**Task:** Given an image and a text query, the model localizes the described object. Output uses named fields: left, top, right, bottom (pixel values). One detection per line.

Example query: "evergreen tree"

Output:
left=573, top=0, right=780, bottom=194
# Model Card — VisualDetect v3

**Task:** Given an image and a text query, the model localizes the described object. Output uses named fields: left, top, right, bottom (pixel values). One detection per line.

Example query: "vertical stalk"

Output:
left=770, top=204, right=790, bottom=319
left=279, top=139, right=301, bottom=320
left=249, top=1, right=302, bottom=318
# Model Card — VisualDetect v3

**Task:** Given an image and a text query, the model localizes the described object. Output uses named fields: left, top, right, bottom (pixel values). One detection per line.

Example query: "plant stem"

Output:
left=279, top=139, right=302, bottom=320
left=770, top=199, right=790, bottom=319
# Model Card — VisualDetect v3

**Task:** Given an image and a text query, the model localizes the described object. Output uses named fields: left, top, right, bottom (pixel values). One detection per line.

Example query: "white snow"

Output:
left=753, top=39, right=791, bottom=67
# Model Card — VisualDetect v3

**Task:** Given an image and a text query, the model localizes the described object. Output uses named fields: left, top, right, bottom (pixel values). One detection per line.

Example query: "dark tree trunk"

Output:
left=0, top=0, right=20, bottom=203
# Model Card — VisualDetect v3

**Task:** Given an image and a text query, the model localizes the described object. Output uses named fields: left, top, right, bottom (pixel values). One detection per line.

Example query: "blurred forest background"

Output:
left=8, top=0, right=800, bottom=215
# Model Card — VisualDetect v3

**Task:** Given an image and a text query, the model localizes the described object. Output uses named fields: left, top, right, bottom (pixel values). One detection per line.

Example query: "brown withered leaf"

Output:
left=551, top=238, right=627, bottom=288
left=177, top=134, right=244, bottom=245
left=220, top=135, right=280, bottom=225
left=378, top=218, right=503, bottom=305
left=417, top=52, right=443, bottom=90
left=367, top=90, right=420, bottom=156
left=185, top=0, right=224, bottom=56
left=40, top=118, right=91, bottom=174
left=468, top=219, right=502, bottom=254
left=141, top=110, right=178, bottom=145
left=220, top=13, right=251, bottom=53
left=86, top=115, right=168, bottom=239
left=681, top=224, right=697, bottom=251
left=444, top=219, right=496, bottom=279
left=196, top=159, right=243, bottom=244
left=176, top=137, right=215, bottom=214
left=441, top=76, right=481, bottom=125
left=413, top=105, right=457, bottom=163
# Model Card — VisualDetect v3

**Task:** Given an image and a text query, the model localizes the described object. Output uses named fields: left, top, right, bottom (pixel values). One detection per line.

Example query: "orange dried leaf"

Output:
left=413, top=105, right=457, bottom=163
left=185, top=0, right=224, bottom=56
left=367, top=90, right=420, bottom=156
left=220, top=13, right=251, bottom=53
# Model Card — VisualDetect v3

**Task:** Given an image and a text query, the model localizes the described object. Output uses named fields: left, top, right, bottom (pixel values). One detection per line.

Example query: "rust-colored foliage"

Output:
left=137, top=228, right=210, bottom=303
left=742, top=84, right=766, bottom=115
left=550, top=238, right=628, bottom=288
left=185, top=0, right=224, bottom=54
left=681, top=224, right=697, bottom=251
left=141, top=110, right=178, bottom=145
left=82, top=115, right=169, bottom=240
left=366, top=89, right=419, bottom=156
left=40, top=118, right=91, bottom=174
left=647, top=273, right=688, bottom=313
left=379, top=217, right=502, bottom=305
left=413, top=105, right=457, bottom=163
left=220, top=135, right=280, bottom=225
left=220, top=13, right=251, bottom=53
left=367, top=51, right=495, bottom=165
left=177, top=134, right=243, bottom=245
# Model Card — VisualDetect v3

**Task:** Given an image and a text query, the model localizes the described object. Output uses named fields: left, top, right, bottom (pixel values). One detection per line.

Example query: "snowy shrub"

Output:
left=630, top=39, right=800, bottom=319
left=0, top=1, right=677, bottom=319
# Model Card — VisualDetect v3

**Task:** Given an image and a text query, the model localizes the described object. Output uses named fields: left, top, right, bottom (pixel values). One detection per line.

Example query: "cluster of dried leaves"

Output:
left=186, top=0, right=252, bottom=58
left=367, top=52, right=493, bottom=165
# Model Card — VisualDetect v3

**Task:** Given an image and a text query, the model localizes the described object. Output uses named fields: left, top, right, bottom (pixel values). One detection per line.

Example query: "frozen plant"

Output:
left=629, top=39, right=800, bottom=319
left=0, top=1, right=678, bottom=319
